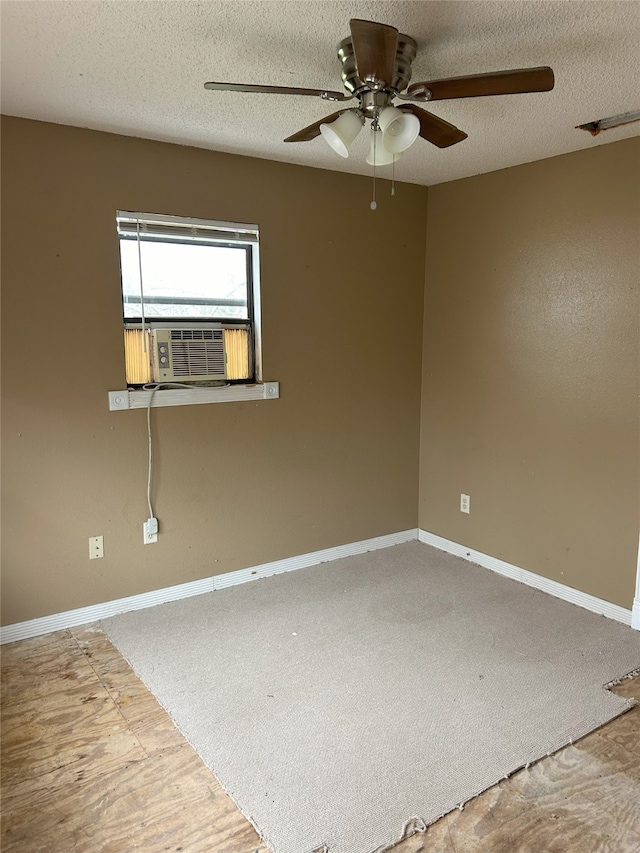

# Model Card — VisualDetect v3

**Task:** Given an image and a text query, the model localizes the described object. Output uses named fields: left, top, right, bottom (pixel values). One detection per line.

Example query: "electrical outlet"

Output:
left=460, top=494, right=470, bottom=514
left=143, top=518, right=158, bottom=545
left=89, top=536, right=104, bottom=559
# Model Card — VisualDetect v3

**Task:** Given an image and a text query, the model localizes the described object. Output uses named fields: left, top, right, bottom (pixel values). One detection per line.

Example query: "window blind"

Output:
left=117, top=212, right=258, bottom=245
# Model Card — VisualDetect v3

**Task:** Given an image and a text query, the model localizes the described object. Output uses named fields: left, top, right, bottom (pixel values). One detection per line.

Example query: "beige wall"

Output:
left=1, top=117, right=427, bottom=625
left=419, top=138, right=640, bottom=608
left=2, top=118, right=638, bottom=626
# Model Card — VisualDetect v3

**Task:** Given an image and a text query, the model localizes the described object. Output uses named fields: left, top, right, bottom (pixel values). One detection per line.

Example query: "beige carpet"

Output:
left=102, top=541, right=640, bottom=853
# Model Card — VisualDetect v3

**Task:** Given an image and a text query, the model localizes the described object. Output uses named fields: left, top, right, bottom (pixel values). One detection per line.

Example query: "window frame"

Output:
left=116, top=210, right=262, bottom=386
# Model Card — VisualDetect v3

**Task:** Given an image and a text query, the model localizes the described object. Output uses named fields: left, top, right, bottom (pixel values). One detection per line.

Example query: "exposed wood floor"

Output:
left=1, top=624, right=639, bottom=853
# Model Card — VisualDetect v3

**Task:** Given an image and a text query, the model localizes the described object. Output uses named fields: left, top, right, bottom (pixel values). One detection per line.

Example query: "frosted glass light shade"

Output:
left=379, top=105, right=421, bottom=154
left=366, top=129, right=402, bottom=166
left=320, top=110, right=364, bottom=158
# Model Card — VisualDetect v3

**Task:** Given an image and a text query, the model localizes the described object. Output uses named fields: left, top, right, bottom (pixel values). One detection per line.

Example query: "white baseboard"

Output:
left=418, top=529, right=634, bottom=628
left=3, top=526, right=634, bottom=644
left=0, top=528, right=418, bottom=645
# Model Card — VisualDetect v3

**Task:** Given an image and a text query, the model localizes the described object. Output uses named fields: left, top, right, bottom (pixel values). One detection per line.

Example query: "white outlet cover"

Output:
left=460, top=494, right=470, bottom=514
left=143, top=522, right=158, bottom=544
left=89, top=535, right=104, bottom=558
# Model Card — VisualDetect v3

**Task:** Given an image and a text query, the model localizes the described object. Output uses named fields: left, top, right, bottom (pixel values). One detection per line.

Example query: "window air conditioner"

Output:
left=150, top=327, right=227, bottom=382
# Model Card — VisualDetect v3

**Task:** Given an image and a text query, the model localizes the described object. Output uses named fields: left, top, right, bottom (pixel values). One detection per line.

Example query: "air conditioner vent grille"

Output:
left=150, top=328, right=227, bottom=381
left=170, top=339, right=225, bottom=377
left=170, top=329, right=222, bottom=341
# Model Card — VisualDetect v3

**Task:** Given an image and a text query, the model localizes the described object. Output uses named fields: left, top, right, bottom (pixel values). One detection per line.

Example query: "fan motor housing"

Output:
left=337, top=32, right=418, bottom=97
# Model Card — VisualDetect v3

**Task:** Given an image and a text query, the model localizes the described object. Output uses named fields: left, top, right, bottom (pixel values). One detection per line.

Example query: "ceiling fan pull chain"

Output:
left=391, top=157, right=396, bottom=197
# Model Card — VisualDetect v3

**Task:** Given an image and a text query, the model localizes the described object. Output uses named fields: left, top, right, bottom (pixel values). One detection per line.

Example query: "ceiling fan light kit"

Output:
left=366, top=128, right=401, bottom=167
left=319, top=109, right=364, bottom=158
left=378, top=105, right=421, bottom=154
left=318, top=103, right=419, bottom=160
left=205, top=17, right=554, bottom=192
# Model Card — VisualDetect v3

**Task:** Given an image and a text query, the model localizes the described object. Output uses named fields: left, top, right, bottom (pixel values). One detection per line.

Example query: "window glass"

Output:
left=120, top=239, right=249, bottom=321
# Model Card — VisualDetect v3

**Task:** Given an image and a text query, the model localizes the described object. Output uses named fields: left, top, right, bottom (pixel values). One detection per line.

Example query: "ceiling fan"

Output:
left=205, top=19, right=554, bottom=165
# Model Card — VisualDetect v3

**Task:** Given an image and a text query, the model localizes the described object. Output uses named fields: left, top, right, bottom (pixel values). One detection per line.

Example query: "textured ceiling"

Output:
left=2, top=0, right=639, bottom=186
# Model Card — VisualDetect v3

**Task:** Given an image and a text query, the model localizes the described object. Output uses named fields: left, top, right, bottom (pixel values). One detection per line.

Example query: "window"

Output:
left=116, top=211, right=261, bottom=386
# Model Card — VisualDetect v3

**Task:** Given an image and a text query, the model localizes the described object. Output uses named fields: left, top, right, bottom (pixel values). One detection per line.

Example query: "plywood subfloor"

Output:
left=1, top=624, right=639, bottom=853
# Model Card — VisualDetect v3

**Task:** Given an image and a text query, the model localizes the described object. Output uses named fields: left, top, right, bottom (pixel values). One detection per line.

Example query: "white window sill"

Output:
left=108, top=382, right=279, bottom=411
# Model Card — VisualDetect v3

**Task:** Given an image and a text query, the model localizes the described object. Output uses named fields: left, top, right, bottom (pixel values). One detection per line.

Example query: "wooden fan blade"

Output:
left=406, top=67, right=554, bottom=101
left=204, top=81, right=352, bottom=102
left=399, top=104, right=468, bottom=148
left=283, top=110, right=348, bottom=143
left=349, top=18, right=398, bottom=85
